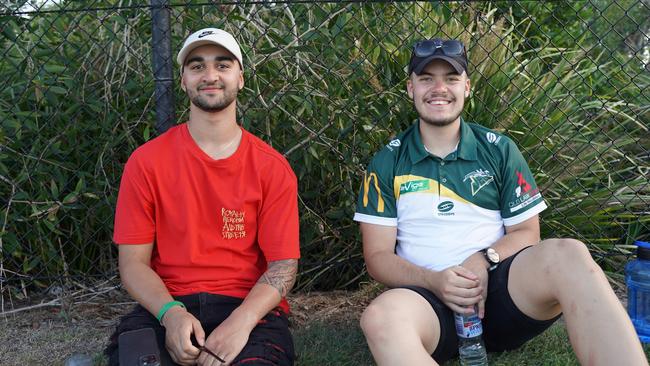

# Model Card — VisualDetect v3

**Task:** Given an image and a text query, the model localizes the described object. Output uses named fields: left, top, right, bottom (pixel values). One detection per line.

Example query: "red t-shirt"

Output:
left=113, top=124, right=300, bottom=311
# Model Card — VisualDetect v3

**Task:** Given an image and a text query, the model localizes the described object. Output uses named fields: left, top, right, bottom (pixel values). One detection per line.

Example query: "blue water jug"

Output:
left=625, top=240, right=650, bottom=343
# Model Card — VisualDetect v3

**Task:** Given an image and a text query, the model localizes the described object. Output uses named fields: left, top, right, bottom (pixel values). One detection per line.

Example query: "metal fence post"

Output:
left=150, top=0, right=175, bottom=134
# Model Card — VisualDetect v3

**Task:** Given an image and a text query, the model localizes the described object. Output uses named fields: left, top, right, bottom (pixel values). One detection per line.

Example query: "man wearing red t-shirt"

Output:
left=106, top=28, right=300, bottom=366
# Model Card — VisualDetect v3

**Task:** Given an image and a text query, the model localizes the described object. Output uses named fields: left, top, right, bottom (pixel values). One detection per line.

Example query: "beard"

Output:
left=414, top=94, right=464, bottom=127
left=418, top=110, right=462, bottom=127
left=188, top=82, right=239, bottom=112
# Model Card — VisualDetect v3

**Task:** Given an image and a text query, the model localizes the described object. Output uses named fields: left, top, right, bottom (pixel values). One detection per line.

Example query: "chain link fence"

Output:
left=1, top=0, right=649, bottom=300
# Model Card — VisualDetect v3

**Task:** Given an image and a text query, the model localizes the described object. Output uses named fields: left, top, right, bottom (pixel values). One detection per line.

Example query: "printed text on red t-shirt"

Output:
left=222, top=208, right=246, bottom=239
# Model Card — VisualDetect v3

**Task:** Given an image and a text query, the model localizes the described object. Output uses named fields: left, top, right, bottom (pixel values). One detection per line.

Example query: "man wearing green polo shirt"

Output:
left=354, top=38, right=647, bottom=366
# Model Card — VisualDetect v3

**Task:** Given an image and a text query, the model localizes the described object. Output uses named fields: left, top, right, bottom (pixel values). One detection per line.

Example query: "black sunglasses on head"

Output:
left=413, top=39, right=466, bottom=58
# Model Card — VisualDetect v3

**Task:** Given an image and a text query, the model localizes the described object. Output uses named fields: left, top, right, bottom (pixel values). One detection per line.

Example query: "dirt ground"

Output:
left=0, top=280, right=629, bottom=366
left=0, top=284, right=376, bottom=366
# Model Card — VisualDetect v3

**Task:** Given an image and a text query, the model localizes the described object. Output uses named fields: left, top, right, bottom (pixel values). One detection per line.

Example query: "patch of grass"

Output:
left=293, top=320, right=650, bottom=366
left=3, top=290, right=650, bottom=365
left=446, top=322, right=578, bottom=366
left=0, top=318, right=113, bottom=366
left=293, top=319, right=373, bottom=365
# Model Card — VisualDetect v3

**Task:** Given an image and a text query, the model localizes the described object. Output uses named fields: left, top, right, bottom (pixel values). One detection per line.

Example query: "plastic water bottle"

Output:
left=63, top=353, right=93, bottom=366
left=454, top=310, right=488, bottom=366
left=625, top=240, right=650, bottom=343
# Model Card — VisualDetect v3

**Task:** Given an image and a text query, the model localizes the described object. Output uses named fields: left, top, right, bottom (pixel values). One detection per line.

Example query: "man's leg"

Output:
left=508, top=238, right=647, bottom=366
left=360, top=288, right=451, bottom=366
left=229, top=308, right=294, bottom=365
left=200, top=294, right=294, bottom=365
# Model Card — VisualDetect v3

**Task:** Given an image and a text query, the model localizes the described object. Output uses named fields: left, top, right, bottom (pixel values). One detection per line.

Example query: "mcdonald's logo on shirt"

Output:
left=362, top=172, right=384, bottom=213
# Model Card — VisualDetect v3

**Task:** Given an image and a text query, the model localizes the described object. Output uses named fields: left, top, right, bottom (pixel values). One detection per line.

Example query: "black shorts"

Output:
left=402, top=246, right=561, bottom=364
left=105, top=293, right=294, bottom=366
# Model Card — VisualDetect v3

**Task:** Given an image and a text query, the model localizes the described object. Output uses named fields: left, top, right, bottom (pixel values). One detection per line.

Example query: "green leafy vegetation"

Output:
left=0, top=1, right=648, bottom=294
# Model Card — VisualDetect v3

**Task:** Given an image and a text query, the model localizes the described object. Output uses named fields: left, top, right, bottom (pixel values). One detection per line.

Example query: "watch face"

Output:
left=486, top=248, right=500, bottom=263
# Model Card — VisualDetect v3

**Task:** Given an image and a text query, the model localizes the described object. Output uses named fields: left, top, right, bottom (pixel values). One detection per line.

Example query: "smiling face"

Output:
left=407, top=59, right=471, bottom=127
left=181, top=44, right=244, bottom=113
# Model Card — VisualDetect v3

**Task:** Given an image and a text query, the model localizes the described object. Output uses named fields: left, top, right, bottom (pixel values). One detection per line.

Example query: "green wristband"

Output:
left=156, top=300, right=185, bottom=324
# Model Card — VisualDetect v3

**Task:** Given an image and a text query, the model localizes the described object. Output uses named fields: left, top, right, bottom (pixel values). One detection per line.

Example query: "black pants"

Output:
left=403, top=246, right=561, bottom=363
left=105, top=293, right=294, bottom=365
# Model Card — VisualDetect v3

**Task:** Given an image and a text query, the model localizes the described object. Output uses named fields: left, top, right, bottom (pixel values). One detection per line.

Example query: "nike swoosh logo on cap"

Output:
left=198, top=31, right=214, bottom=38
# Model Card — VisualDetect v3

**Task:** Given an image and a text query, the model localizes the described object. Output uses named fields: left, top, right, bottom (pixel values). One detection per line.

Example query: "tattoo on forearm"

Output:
left=257, top=259, right=298, bottom=297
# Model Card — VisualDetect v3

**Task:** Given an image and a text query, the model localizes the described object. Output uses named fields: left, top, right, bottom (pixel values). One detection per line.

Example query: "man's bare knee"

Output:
left=533, top=239, right=609, bottom=296
left=360, top=289, right=440, bottom=353
left=360, top=303, right=385, bottom=339
left=510, top=239, right=599, bottom=314
left=360, top=300, right=405, bottom=344
left=540, top=238, right=593, bottom=269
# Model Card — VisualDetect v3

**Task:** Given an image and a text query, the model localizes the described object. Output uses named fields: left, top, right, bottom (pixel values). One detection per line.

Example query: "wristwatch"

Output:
left=481, top=248, right=500, bottom=271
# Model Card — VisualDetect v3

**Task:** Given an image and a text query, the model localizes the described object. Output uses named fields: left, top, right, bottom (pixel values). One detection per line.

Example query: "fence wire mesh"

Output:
left=1, top=1, right=649, bottom=298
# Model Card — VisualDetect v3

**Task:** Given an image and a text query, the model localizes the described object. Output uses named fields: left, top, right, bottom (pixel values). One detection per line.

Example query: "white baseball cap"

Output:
left=176, top=28, right=243, bottom=70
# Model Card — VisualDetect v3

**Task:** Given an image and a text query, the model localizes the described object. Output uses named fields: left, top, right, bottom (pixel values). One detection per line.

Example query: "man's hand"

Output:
left=196, top=259, right=298, bottom=365
left=162, top=306, right=205, bottom=365
left=197, top=309, right=254, bottom=366
left=460, top=252, right=490, bottom=318
left=430, top=265, right=483, bottom=315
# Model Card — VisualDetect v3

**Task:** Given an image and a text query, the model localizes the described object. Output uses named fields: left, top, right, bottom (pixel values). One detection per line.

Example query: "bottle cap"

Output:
left=635, top=241, right=650, bottom=249
left=635, top=241, right=650, bottom=260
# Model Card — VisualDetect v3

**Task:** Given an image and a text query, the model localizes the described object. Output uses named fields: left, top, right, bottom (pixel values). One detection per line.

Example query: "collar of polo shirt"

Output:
left=408, top=118, right=479, bottom=164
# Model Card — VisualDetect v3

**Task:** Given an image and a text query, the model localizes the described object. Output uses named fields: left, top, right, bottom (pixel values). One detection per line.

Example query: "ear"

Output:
left=238, top=70, right=244, bottom=90
left=407, top=78, right=414, bottom=99
left=180, top=74, right=187, bottom=92
left=464, top=77, right=471, bottom=98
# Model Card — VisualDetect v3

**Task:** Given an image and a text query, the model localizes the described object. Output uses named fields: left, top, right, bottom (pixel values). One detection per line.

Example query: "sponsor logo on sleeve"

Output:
left=437, top=200, right=455, bottom=216
left=222, top=208, right=246, bottom=239
left=363, top=172, right=385, bottom=213
left=509, top=171, right=540, bottom=213
left=515, top=171, right=531, bottom=197
left=463, top=169, right=494, bottom=196
left=486, top=132, right=501, bottom=145
left=386, top=139, right=401, bottom=151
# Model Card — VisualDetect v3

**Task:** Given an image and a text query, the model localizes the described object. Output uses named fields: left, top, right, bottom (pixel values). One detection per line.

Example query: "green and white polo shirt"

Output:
left=354, top=119, right=547, bottom=271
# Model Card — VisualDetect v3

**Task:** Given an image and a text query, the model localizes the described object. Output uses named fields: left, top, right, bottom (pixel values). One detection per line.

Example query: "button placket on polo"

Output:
left=430, top=156, right=442, bottom=201
left=439, top=153, right=457, bottom=188
left=439, top=158, right=447, bottom=186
